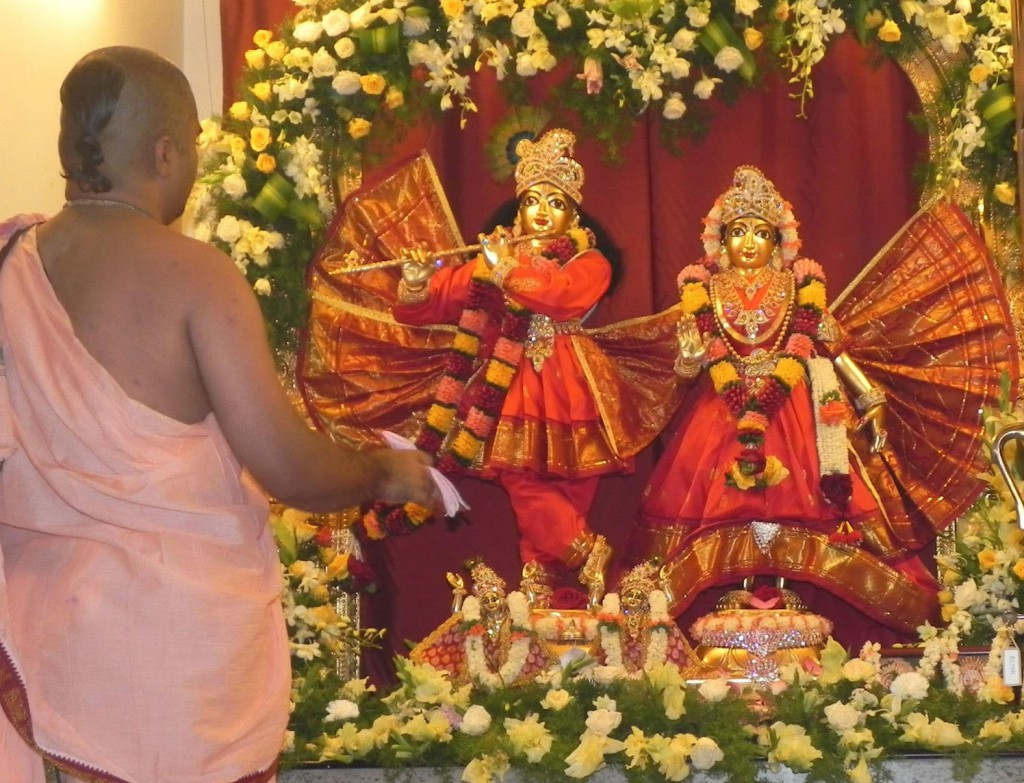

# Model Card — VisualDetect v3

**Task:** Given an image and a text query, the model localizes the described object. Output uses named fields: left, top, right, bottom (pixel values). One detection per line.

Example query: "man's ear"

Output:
left=153, top=135, right=176, bottom=177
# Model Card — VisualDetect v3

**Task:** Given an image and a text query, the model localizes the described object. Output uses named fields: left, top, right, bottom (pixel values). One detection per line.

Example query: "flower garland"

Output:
left=462, top=591, right=534, bottom=690
left=597, top=591, right=673, bottom=674
left=363, top=229, right=592, bottom=539
left=676, top=254, right=826, bottom=492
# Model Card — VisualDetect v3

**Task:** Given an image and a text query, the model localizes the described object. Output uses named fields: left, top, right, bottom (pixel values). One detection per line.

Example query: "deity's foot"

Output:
left=578, top=534, right=612, bottom=611
left=520, top=560, right=556, bottom=609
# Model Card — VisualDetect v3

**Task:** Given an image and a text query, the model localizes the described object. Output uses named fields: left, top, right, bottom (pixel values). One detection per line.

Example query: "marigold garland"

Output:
left=363, top=228, right=593, bottom=538
left=678, top=257, right=826, bottom=492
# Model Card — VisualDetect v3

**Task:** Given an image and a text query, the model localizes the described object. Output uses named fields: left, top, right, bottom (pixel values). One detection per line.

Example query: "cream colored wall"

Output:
left=0, top=0, right=222, bottom=217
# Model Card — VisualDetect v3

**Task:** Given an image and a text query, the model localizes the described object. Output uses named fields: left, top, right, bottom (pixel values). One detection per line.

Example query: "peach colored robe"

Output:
left=0, top=216, right=289, bottom=783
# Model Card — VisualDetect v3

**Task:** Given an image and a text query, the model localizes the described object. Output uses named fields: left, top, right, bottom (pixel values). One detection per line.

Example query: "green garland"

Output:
left=189, top=0, right=1020, bottom=357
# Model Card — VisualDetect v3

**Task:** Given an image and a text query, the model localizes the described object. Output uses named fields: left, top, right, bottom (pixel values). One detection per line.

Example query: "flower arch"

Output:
left=190, top=0, right=1018, bottom=355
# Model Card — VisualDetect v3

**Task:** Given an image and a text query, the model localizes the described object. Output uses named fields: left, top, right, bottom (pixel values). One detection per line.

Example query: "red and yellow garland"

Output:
left=676, top=256, right=828, bottom=492
left=363, top=227, right=592, bottom=539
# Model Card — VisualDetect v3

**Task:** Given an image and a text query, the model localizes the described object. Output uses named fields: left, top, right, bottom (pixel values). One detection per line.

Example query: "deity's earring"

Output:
left=511, top=212, right=523, bottom=237
left=770, top=246, right=782, bottom=270
left=718, top=244, right=730, bottom=269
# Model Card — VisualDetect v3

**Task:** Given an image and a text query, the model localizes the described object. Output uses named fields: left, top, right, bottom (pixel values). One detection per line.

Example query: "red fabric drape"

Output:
left=221, top=4, right=928, bottom=670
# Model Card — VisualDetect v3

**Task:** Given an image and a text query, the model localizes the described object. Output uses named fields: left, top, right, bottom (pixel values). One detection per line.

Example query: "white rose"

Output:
left=322, top=9, right=351, bottom=36
left=662, top=92, right=687, bottom=119
left=334, top=38, right=356, bottom=59
left=668, top=57, right=691, bottom=79
left=215, top=215, right=242, bottom=244
left=592, top=665, right=623, bottom=684
left=515, top=51, right=538, bottom=76
left=692, top=76, right=716, bottom=99
left=686, top=6, right=710, bottom=27
left=890, top=671, right=929, bottom=701
left=221, top=172, right=248, bottom=199
left=460, top=704, right=492, bottom=735
left=510, top=9, right=538, bottom=37
left=253, top=277, right=272, bottom=296
left=823, top=702, right=861, bottom=732
left=735, top=0, right=760, bottom=15
left=332, top=70, right=362, bottom=95
left=714, top=46, right=745, bottom=72
left=585, top=708, right=622, bottom=736
left=698, top=678, right=730, bottom=703
left=325, top=698, right=359, bottom=721
left=672, top=28, right=698, bottom=51
left=292, top=20, right=323, bottom=43
left=689, top=737, right=725, bottom=770
left=311, top=48, right=338, bottom=78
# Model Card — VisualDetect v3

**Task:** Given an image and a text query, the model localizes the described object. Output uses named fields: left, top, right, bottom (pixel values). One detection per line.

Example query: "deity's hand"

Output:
left=480, top=230, right=513, bottom=270
left=400, top=246, right=438, bottom=289
left=859, top=403, right=888, bottom=454
left=674, top=315, right=707, bottom=379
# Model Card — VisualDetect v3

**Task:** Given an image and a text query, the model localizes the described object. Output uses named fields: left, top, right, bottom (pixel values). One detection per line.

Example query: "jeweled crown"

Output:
left=720, top=166, right=785, bottom=227
left=514, top=128, right=585, bottom=205
left=618, top=560, right=660, bottom=596
left=470, top=561, right=506, bottom=596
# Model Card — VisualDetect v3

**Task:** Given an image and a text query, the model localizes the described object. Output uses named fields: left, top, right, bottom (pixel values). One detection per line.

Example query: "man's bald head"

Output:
left=59, top=46, right=197, bottom=194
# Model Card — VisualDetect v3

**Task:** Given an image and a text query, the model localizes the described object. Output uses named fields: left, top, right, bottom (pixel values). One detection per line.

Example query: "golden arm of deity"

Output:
left=833, top=352, right=888, bottom=453
left=674, top=314, right=709, bottom=380
left=446, top=572, right=467, bottom=614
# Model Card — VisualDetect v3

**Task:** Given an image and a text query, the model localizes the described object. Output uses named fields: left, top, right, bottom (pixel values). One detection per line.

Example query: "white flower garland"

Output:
left=597, top=590, right=672, bottom=675
left=807, top=356, right=849, bottom=481
left=463, top=591, right=533, bottom=690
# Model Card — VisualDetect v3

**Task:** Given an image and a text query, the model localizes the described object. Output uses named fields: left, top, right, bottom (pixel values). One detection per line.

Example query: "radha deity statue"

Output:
left=625, top=166, right=1018, bottom=646
left=390, top=129, right=628, bottom=603
left=596, top=561, right=698, bottom=676
left=409, top=561, right=556, bottom=689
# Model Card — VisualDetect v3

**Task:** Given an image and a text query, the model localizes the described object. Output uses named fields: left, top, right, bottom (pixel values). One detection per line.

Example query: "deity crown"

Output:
left=720, top=165, right=786, bottom=227
left=618, top=560, right=660, bottom=597
left=470, top=561, right=506, bottom=597
left=514, top=128, right=585, bottom=205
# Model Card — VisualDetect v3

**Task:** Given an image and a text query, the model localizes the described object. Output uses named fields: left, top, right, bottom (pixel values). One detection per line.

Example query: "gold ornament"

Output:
left=514, top=128, right=585, bottom=205
left=720, top=165, right=786, bottom=227
left=470, top=560, right=507, bottom=597
left=618, top=560, right=660, bottom=596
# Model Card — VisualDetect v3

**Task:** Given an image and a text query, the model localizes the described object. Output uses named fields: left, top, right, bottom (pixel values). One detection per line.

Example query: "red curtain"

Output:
left=220, top=3, right=928, bottom=674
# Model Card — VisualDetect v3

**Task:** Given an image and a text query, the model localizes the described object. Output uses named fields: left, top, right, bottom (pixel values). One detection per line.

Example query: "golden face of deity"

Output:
left=620, top=587, right=649, bottom=616
left=724, top=216, right=777, bottom=272
left=478, top=588, right=506, bottom=618
left=518, top=182, right=577, bottom=239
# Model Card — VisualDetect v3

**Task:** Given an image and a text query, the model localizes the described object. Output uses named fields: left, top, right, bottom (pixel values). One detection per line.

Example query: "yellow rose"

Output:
left=249, top=127, right=272, bottom=153
left=253, top=29, right=273, bottom=48
left=228, top=101, right=251, bottom=121
left=228, top=136, right=248, bottom=164
left=540, top=688, right=572, bottom=710
left=936, top=588, right=954, bottom=605
left=941, top=603, right=959, bottom=622
left=728, top=462, right=757, bottom=490
left=863, top=9, right=885, bottom=28
left=441, top=0, right=465, bottom=18
left=325, top=552, right=350, bottom=579
left=877, top=19, right=902, bottom=42
left=681, top=282, right=711, bottom=313
left=994, top=182, right=1017, bottom=206
left=266, top=40, right=287, bottom=61
left=970, top=63, right=992, bottom=84
left=348, top=117, right=372, bottom=139
left=742, top=27, right=764, bottom=50
left=797, top=279, right=827, bottom=309
left=709, top=361, right=740, bottom=391
left=977, top=548, right=998, bottom=571
left=244, top=49, right=266, bottom=70
left=763, top=456, right=790, bottom=486
left=1012, top=559, right=1024, bottom=580
left=385, top=86, right=405, bottom=109
left=251, top=81, right=272, bottom=102
left=256, top=153, right=277, bottom=174
left=360, top=73, right=387, bottom=95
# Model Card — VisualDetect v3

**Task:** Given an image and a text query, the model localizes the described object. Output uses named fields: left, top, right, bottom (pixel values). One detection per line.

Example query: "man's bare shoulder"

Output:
left=144, top=225, right=253, bottom=301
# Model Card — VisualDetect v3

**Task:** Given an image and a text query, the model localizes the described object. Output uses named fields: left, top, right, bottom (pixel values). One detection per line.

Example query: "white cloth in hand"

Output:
left=380, top=431, right=469, bottom=517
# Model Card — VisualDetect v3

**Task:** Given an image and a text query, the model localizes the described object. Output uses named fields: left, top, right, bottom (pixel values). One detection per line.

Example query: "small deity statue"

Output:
left=409, top=560, right=556, bottom=689
left=625, top=165, right=1018, bottom=645
left=392, top=129, right=624, bottom=602
left=596, top=560, right=698, bottom=676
